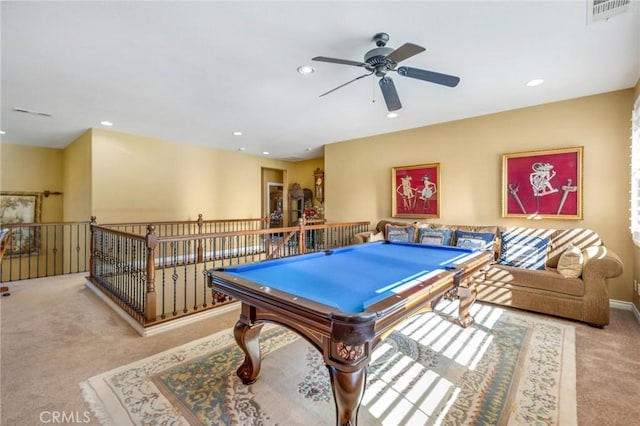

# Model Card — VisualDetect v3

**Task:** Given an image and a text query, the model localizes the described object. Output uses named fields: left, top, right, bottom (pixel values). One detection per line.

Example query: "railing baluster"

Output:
left=4, top=218, right=370, bottom=327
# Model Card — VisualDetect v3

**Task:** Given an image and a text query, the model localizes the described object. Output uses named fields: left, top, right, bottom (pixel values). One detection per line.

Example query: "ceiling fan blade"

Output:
left=379, top=77, right=402, bottom=111
left=385, top=43, right=426, bottom=64
left=312, top=56, right=367, bottom=67
left=319, top=72, right=373, bottom=97
left=397, top=66, right=460, bottom=87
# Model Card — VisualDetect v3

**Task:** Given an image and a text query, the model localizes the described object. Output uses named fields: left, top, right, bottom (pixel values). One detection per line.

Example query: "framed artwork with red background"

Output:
left=392, top=163, right=440, bottom=218
left=502, top=147, right=583, bottom=219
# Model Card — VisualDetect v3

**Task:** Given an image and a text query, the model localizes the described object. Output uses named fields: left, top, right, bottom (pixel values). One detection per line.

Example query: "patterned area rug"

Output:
left=81, top=302, right=576, bottom=425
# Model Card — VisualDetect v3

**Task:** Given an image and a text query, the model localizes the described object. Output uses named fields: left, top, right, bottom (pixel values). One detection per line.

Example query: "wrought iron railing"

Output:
left=100, top=214, right=266, bottom=236
left=88, top=218, right=370, bottom=327
left=0, top=221, right=91, bottom=282
left=1, top=216, right=370, bottom=329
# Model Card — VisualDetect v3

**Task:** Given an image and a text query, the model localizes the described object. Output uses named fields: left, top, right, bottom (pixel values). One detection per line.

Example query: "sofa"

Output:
left=351, top=220, right=624, bottom=327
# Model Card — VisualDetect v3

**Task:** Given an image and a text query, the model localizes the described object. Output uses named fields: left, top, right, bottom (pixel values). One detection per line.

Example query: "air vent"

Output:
left=587, top=0, right=631, bottom=24
left=12, top=107, right=52, bottom=117
left=281, top=156, right=305, bottom=162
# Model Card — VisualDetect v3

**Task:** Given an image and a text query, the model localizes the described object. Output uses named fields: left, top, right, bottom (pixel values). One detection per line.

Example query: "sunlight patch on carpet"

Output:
left=80, top=302, right=576, bottom=425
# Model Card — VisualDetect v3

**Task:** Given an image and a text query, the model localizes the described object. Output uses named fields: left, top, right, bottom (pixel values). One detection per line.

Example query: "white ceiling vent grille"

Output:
left=587, top=0, right=632, bottom=24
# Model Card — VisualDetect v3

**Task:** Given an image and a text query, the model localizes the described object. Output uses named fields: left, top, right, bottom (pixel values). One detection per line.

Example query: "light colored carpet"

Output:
left=2, top=273, right=639, bottom=426
left=80, top=301, right=576, bottom=426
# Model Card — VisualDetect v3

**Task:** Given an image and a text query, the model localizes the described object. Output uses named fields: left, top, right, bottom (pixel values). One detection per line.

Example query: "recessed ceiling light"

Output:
left=387, top=112, right=399, bottom=118
left=297, top=65, right=315, bottom=75
left=0, top=130, right=5, bottom=135
left=232, top=131, right=243, bottom=136
left=237, top=147, right=246, bottom=151
left=262, top=151, right=270, bottom=156
left=525, top=79, right=544, bottom=87
left=305, top=147, right=312, bottom=151
left=100, top=121, right=113, bottom=126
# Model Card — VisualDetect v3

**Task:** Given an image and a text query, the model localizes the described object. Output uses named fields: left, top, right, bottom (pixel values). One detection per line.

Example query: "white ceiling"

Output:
left=1, top=1, right=639, bottom=161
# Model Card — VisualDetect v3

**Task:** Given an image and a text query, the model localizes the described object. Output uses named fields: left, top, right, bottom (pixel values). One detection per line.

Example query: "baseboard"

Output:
left=610, top=298, right=640, bottom=325
left=85, top=279, right=239, bottom=337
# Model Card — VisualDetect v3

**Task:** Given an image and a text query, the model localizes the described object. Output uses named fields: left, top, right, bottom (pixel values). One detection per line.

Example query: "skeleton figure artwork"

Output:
left=529, top=162, right=559, bottom=212
left=419, top=174, right=437, bottom=210
left=502, top=147, right=583, bottom=219
left=396, top=174, right=416, bottom=211
left=392, top=164, right=440, bottom=218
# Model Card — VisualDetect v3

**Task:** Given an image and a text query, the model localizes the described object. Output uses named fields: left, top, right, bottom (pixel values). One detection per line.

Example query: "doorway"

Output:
left=262, top=167, right=285, bottom=228
left=266, top=182, right=284, bottom=227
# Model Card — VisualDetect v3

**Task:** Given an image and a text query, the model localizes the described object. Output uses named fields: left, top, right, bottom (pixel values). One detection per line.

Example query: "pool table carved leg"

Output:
left=327, top=365, right=367, bottom=426
left=234, top=321, right=264, bottom=385
left=457, top=285, right=477, bottom=328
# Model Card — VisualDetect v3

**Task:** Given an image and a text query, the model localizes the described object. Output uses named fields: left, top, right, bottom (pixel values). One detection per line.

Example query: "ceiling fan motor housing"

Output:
left=364, top=46, right=395, bottom=75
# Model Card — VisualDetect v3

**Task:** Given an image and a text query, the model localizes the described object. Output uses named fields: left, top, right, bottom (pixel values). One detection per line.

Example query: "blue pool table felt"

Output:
left=223, top=242, right=477, bottom=314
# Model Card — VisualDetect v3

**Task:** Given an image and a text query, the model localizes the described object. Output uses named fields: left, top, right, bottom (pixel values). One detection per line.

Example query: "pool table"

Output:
left=207, top=241, right=493, bottom=426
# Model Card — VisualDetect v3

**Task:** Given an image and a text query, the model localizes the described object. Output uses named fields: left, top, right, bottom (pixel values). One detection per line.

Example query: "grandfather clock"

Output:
left=314, top=168, right=324, bottom=203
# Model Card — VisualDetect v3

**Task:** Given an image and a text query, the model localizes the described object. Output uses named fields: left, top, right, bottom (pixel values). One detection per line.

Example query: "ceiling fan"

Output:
left=312, top=32, right=460, bottom=112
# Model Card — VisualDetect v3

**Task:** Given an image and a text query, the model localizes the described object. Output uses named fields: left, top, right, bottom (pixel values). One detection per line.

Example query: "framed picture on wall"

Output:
left=502, top=147, right=583, bottom=219
left=0, top=191, right=42, bottom=255
left=392, top=163, right=440, bottom=218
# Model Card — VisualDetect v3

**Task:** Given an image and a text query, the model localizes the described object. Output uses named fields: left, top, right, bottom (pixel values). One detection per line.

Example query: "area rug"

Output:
left=80, top=302, right=576, bottom=425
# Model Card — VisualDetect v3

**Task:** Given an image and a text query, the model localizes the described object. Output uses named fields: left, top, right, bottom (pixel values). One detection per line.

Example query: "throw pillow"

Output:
left=417, top=228, right=453, bottom=246
left=454, top=230, right=495, bottom=250
left=498, top=232, right=551, bottom=270
left=385, top=224, right=417, bottom=243
left=368, top=231, right=385, bottom=243
left=557, top=245, right=584, bottom=278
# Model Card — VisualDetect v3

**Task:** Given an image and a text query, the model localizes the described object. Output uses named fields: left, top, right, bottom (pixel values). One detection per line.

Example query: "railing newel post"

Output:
left=197, top=214, right=204, bottom=263
left=298, top=217, right=306, bottom=254
left=145, top=224, right=157, bottom=323
left=89, top=216, right=97, bottom=279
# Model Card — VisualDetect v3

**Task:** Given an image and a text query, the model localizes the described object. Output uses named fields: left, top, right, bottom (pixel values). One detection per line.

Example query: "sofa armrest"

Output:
left=580, top=245, right=623, bottom=326
left=582, top=246, right=624, bottom=280
left=350, top=231, right=372, bottom=245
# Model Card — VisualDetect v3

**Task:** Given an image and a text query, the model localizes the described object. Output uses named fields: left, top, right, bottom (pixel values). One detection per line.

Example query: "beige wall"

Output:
left=90, top=129, right=294, bottom=223
left=289, top=158, right=324, bottom=193
left=62, top=130, right=93, bottom=222
left=0, top=143, right=63, bottom=222
left=325, top=89, right=635, bottom=302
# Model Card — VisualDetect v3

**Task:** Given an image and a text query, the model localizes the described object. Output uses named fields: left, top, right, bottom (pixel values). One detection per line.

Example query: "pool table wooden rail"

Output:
left=207, top=248, right=493, bottom=426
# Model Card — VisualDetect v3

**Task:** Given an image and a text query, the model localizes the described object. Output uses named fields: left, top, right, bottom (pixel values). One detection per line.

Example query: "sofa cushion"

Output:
left=556, top=244, right=584, bottom=278
left=498, top=232, right=551, bottom=270
left=546, top=228, right=602, bottom=268
left=368, top=231, right=385, bottom=243
left=454, top=230, right=495, bottom=250
left=417, top=228, right=453, bottom=246
left=385, top=223, right=417, bottom=243
left=376, top=220, right=414, bottom=234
